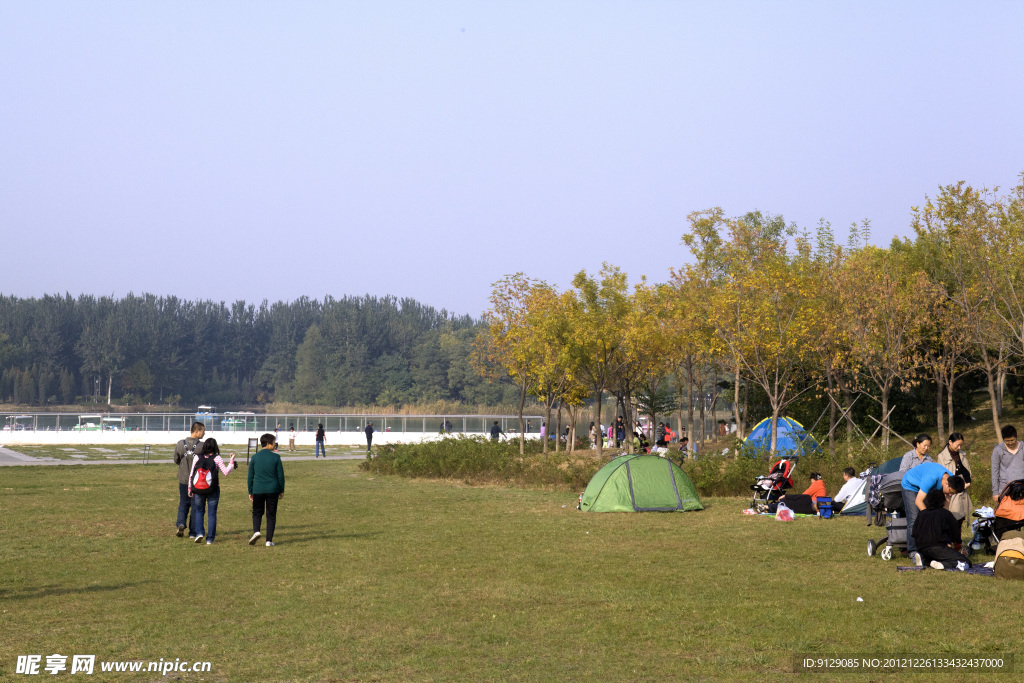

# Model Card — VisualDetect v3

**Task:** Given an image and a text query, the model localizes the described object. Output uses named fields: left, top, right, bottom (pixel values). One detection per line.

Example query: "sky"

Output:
left=2, top=2, right=1023, bottom=317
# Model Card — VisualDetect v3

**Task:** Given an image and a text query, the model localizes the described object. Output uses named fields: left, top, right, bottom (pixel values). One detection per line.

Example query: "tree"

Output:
left=681, top=210, right=822, bottom=454
left=566, top=265, right=631, bottom=457
left=479, top=274, right=545, bottom=454
left=838, top=247, right=932, bottom=447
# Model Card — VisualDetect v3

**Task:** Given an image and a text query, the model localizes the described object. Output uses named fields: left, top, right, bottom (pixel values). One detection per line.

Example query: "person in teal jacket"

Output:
left=248, top=433, right=285, bottom=547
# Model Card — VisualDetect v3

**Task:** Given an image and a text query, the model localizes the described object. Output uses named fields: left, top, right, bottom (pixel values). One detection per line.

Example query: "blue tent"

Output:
left=744, top=417, right=821, bottom=456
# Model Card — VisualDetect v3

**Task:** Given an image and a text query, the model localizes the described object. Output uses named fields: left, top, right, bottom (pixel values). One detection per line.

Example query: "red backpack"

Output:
left=191, top=453, right=218, bottom=493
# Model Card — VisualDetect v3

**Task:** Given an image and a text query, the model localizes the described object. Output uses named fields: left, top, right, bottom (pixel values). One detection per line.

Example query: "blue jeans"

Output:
left=316, top=441, right=325, bottom=457
left=191, top=490, right=220, bottom=541
left=903, top=488, right=920, bottom=554
left=177, top=483, right=194, bottom=535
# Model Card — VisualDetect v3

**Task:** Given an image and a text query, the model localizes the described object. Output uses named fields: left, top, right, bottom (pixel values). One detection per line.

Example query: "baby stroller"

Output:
left=750, top=456, right=797, bottom=512
left=866, top=470, right=907, bottom=560
left=971, top=479, right=1024, bottom=554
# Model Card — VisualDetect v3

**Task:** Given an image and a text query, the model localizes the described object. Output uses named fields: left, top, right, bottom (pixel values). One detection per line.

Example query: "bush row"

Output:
left=361, top=435, right=997, bottom=503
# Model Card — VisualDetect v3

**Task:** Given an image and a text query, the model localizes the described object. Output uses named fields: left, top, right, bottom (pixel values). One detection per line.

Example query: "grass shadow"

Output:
left=0, top=579, right=155, bottom=601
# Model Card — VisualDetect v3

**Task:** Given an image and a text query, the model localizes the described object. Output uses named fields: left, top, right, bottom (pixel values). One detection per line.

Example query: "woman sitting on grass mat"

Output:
left=777, top=472, right=827, bottom=515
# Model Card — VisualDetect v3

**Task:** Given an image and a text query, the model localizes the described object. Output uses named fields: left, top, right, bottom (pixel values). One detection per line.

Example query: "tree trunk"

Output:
left=935, top=367, right=945, bottom=444
left=947, top=375, right=956, bottom=437
left=593, top=388, right=604, bottom=457
left=770, top=405, right=780, bottom=454
left=733, top=362, right=743, bottom=439
left=742, top=374, right=749, bottom=439
left=555, top=400, right=562, bottom=454
left=826, top=369, right=836, bottom=458
left=543, top=397, right=552, bottom=455
left=982, top=349, right=1001, bottom=442
left=517, top=376, right=527, bottom=456
left=997, top=363, right=1007, bottom=417
left=107, top=374, right=112, bottom=406
left=880, top=386, right=890, bottom=448
left=839, top=376, right=854, bottom=457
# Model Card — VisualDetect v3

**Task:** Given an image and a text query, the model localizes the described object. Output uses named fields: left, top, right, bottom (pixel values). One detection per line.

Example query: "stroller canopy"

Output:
left=744, top=417, right=821, bottom=456
left=580, top=454, right=703, bottom=513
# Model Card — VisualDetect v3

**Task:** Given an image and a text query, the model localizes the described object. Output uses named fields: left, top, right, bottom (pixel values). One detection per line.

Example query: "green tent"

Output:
left=580, top=454, right=704, bottom=512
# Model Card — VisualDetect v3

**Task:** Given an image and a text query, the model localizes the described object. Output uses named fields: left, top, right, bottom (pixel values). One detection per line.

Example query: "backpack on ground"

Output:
left=994, top=531, right=1024, bottom=580
left=191, top=453, right=218, bottom=494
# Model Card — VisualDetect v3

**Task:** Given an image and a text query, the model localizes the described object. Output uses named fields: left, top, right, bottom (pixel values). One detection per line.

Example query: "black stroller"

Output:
left=971, top=479, right=1024, bottom=554
left=750, top=456, right=798, bottom=513
left=866, top=469, right=907, bottom=561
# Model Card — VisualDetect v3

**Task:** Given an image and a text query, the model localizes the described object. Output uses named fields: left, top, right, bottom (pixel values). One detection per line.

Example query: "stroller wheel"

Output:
left=880, top=545, right=893, bottom=561
left=867, top=539, right=877, bottom=557
left=963, top=545, right=974, bottom=558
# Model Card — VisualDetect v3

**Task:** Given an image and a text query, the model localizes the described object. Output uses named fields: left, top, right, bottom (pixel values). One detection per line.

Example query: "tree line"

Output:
left=480, top=174, right=1024, bottom=455
left=0, top=294, right=513, bottom=408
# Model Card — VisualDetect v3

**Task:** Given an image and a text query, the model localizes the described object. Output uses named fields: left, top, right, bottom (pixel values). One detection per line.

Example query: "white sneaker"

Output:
left=956, top=561, right=969, bottom=571
left=206, top=540, right=214, bottom=545
left=265, top=541, right=275, bottom=547
left=911, top=552, right=923, bottom=567
left=929, top=560, right=944, bottom=570
left=248, top=532, right=261, bottom=545
left=195, top=535, right=204, bottom=544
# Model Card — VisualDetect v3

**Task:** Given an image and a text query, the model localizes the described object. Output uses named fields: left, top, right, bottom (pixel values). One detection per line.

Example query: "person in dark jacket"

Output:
left=248, top=433, right=285, bottom=547
left=365, top=421, right=375, bottom=453
left=173, top=421, right=205, bottom=538
left=489, top=420, right=504, bottom=441
left=913, top=490, right=971, bottom=570
left=315, top=423, right=326, bottom=458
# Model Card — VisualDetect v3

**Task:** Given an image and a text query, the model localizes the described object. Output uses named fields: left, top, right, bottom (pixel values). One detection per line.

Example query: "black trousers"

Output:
left=920, top=544, right=971, bottom=569
left=252, top=494, right=280, bottom=542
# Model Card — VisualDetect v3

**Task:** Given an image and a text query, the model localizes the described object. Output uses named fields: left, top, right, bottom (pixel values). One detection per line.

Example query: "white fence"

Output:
left=0, top=412, right=544, bottom=446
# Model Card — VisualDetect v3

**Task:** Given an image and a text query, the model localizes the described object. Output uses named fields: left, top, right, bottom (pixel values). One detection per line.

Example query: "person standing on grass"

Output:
left=901, top=461, right=966, bottom=566
left=248, top=433, right=285, bottom=547
left=288, top=425, right=296, bottom=452
left=936, top=432, right=972, bottom=551
left=365, top=421, right=375, bottom=453
left=589, top=422, right=598, bottom=449
left=188, top=438, right=237, bottom=545
left=173, top=421, right=205, bottom=539
left=315, top=423, right=326, bottom=458
left=991, top=424, right=1024, bottom=503
left=899, top=433, right=933, bottom=472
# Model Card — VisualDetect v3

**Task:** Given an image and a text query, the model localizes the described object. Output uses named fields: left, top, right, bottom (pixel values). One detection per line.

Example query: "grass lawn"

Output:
left=2, top=460, right=1022, bottom=681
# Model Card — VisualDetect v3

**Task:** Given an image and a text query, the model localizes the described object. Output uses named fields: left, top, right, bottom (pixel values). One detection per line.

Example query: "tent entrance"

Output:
left=626, top=458, right=684, bottom=511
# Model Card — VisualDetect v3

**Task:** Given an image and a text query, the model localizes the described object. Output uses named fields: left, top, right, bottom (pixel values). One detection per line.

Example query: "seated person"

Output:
left=833, top=467, right=864, bottom=513
left=913, top=489, right=971, bottom=570
left=993, top=479, right=1024, bottom=538
left=778, top=472, right=826, bottom=515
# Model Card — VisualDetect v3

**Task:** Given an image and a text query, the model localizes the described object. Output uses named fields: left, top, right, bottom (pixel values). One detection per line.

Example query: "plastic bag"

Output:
left=775, top=503, right=794, bottom=522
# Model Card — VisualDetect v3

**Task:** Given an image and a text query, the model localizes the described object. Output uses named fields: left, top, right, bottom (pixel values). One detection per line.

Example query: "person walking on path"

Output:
left=901, top=461, right=966, bottom=566
left=173, top=421, right=205, bottom=538
left=188, top=438, right=237, bottom=545
left=248, top=433, right=285, bottom=547
left=490, top=420, right=505, bottom=442
left=315, top=423, right=326, bottom=458
left=365, top=421, right=375, bottom=453
left=936, top=432, right=972, bottom=550
left=288, top=425, right=296, bottom=452
left=899, top=433, right=933, bottom=472
left=991, top=425, right=1024, bottom=502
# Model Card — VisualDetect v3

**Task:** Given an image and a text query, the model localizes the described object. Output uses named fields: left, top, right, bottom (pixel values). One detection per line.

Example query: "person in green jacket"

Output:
left=248, top=433, right=285, bottom=547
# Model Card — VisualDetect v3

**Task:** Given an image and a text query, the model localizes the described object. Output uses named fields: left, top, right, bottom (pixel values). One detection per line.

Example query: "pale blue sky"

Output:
left=2, top=2, right=1022, bottom=315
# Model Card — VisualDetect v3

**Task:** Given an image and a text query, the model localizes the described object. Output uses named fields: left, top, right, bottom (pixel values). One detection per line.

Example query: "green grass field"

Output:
left=2, top=460, right=1022, bottom=681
